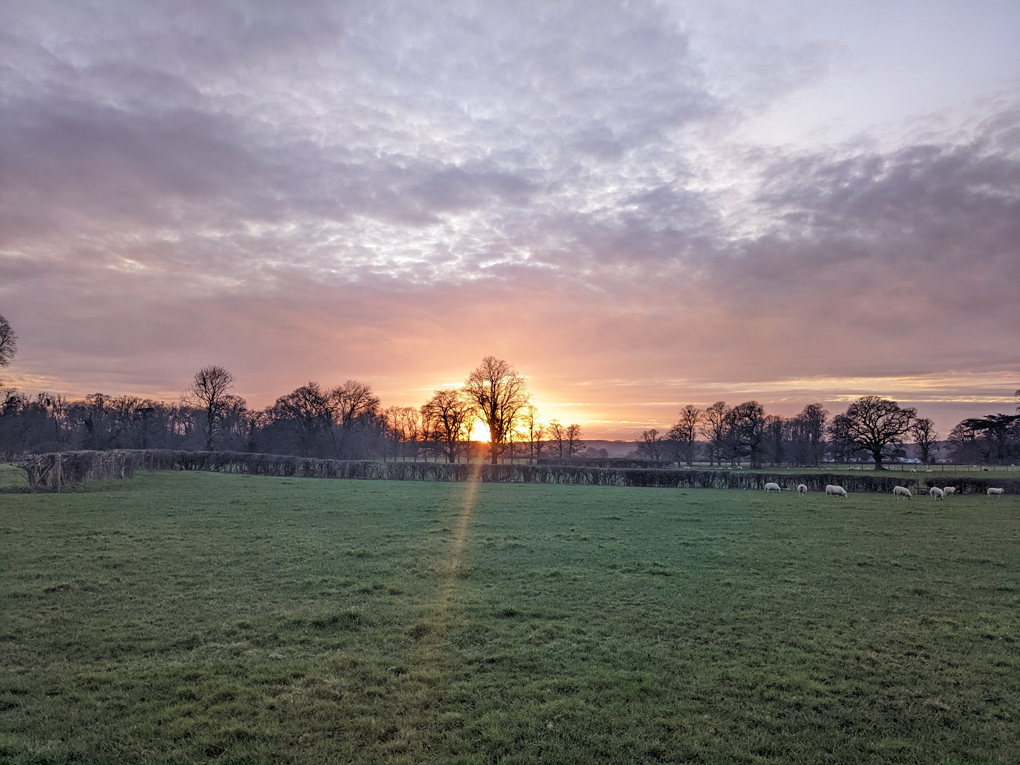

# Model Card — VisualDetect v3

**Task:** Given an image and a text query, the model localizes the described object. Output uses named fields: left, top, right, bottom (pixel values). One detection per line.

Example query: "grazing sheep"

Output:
left=798, top=484, right=808, bottom=494
left=910, top=468, right=917, bottom=473
left=943, top=487, right=956, bottom=496
left=825, top=485, right=848, bottom=497
left=765, top=482, right=781, bottom=492
left=893, top=486, right=912, bottom=499
left=929, top=487, right=944, bottom=500
left=987, top=487, right=1004, bottom=496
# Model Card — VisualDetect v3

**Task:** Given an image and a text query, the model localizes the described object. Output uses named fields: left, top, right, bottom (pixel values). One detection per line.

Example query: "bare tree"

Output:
left=186, top=366, right=237, bottom=451
left=638, top=428, right=664, bottom=460
left=0, top=314, right=16, bottom=369
left=728, top=401, right=768, bottom=468
left=522, top=404, right=541, bottom=463
left=789, top=403, right=829, bottom=466
left=828, top=396, right=916, bottom=470
left=666, top=405, right=701, bottom=465
left=763, top=415, right=787, bottom=466
left=269, top=382, right=333, bottom=457
left=421, top=389, right=473, bottom=463
left=384, top=405, right=423, bottom=460
left=910, top=417, right=939, bottom=465
left=700, top=401, right=730, bottom=467
left=327, top=380, right=381, bottom=458
left=533, top=422, right=547, bottom=460
left=566, top=424, right=585, bottom=459
left=464, top=357, right=529, bottom=465
left=526, top=403, right=542, bottom=465
left=548, top=420, right=566, bottom=458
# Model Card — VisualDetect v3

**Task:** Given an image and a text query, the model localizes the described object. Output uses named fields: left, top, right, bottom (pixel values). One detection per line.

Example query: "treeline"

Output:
left=0, top=328, right=1017, bottom=468
left=0, top=359, right=580, bottom=465
left=0, top=380, right=469, bottom=462
left=636, top=394, right=1020, bottom=468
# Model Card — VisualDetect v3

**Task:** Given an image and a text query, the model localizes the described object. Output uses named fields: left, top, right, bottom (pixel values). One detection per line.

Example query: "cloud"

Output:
left=1, top=0, right=1016, bottom=436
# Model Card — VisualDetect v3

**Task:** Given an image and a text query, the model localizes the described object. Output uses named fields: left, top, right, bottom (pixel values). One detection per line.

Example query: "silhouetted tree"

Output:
left=464, top=357, right=529, bottom=465
left=666, top=405, right=701, bottom=465
left=700, top=401, right=730, bottom=467
left=186, top=366, right=237, bottom=451
left=548, top=420, right=566, bottom=458
left=828, top=396, right=916, bottom=470
left=421, top=389, right=473, bottom=463
left=910, top=417, right=939, bottom=465
left=727, top=401, right=768, bottom=468
left=638, top=428, right=664, bottom=460
left=522, top=404, right=542, bottom=463
left=957, top=413, right=1020, bottom=464
left=0, top=314, right=16, bottom=369
left=789, top=403, right=829, bottom=466
left=763, top=414, right=787, bottom=466
left=268, top=382, right=333, bottom=457
left=566, top=424, right=585, bottom=459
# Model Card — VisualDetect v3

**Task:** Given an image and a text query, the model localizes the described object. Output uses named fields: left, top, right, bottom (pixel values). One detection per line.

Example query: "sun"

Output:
left=469, top=420, right=491, bottom=442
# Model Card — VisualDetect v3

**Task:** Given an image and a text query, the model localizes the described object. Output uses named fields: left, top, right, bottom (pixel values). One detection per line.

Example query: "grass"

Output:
left=1, top=470, right=1018, bottom=764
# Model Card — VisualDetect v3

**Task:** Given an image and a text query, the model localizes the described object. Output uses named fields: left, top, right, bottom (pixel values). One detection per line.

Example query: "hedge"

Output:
left=12, top=450, right=932, bottom=494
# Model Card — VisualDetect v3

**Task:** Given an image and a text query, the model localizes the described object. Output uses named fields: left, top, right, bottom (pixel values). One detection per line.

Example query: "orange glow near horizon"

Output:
left=469, top=420, right=491, bottom=443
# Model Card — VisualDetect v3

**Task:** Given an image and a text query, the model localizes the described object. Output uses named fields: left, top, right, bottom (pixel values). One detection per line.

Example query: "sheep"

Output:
left=943, top=487, right=956, bottom=496
left=929, top=487, right=944, bottom=500
left=825, top=485, right=848, bottom=497
left=987, top=487, right=1004, bottom=496
left=765, top=482, right=781, bottom=493
left=798, top=484, right=808, bottom=494
left=893, top=486, right=912, bottom=499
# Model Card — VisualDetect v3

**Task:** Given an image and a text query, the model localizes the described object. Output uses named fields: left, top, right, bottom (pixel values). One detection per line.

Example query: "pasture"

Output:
left=1, top=470, right=1018, bottom=764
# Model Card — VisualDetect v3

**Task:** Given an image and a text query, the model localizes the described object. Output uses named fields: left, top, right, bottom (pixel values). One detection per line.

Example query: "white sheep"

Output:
left=825, top=485, right=848, bottom=497
left=987, top=487, right=1004, bottom=496
left=765, top=482, right=781, bottom=492
left=943, top=487, right=956, bottom=496
left=798, top=484, right=807, bottom=494
left=929, top=487, right=944, bottom=500
left=893, top=486, right=912, bottom=499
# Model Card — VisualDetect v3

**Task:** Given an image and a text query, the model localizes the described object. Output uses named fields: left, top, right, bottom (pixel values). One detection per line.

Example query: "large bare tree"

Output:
left=186, top=365, right=237, bottom=451
left=700, top=401, right=730, bottom=467
left=0, top=314, right=16, bottom=368
left=910, top=417, right=939, bottom=465
left=828, top=395, right=916, bottom=470
left=667, top=404, right=702, bottom=465
left=789, top=403, right=829, bottom=466
left=326, top=380, right=381, bottom=458
left=728, top=400, right=768, bottom=468
left=270, top=382, right=333, bottom=457
left=463, top=356, right=529, bottom=465
left=421, top=389, right=473, bottom=463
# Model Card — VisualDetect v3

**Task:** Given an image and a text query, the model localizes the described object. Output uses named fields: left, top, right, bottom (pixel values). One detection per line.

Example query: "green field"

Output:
left=1, top=470, right=1018, bottom=764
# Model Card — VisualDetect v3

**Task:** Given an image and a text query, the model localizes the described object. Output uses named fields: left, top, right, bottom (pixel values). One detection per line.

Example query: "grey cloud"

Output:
left=2, top=0, right=1015, bottom=422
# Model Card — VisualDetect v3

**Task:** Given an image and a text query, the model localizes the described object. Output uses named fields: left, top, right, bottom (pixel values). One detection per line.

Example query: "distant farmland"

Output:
left=1, top=470, right=1018, bottom=764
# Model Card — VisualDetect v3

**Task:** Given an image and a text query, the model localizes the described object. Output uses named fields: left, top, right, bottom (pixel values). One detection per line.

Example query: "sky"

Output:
left=1, top=0, right=1018, bottom=439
